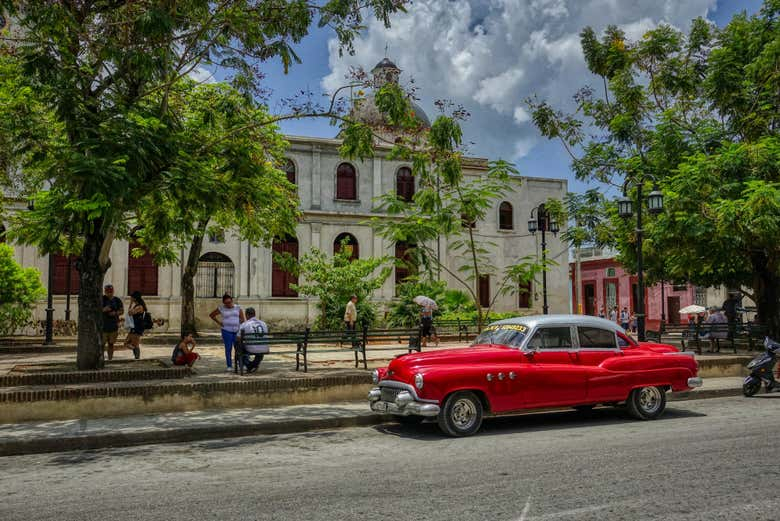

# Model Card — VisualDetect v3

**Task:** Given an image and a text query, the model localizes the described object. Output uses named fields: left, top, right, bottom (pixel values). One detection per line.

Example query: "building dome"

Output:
left=348, top=58, right=431, bottom=133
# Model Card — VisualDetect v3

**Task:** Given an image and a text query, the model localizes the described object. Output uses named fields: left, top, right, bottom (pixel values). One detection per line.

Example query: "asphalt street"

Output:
left=2, top=395, right=779, bottom=521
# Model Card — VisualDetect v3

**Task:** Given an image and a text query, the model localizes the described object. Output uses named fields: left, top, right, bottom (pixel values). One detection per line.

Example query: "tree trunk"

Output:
left=75, top=228, right=112, bottom=370
left=751, top=252, right=780, bottom=338
left=181, top=224, right=207, bottom=336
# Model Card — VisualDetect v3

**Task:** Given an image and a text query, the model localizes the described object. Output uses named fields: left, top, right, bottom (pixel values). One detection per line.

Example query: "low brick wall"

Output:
left=0, top=373, right=374, bottom=423
left=0, top=367, right=192, bottom=387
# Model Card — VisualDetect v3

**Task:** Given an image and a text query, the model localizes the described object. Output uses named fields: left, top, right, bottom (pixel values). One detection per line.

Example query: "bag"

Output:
left=143, top=312, right=153, bottom=330
left=124, top=313, right=134, bottom=330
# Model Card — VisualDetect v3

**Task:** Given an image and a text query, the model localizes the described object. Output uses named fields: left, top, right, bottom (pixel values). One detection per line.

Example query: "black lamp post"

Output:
left=617, top=183, right=664, bottom=341
left=27, top=199, right=54, bottom=345
left=528, top=203, right=559, bottom=315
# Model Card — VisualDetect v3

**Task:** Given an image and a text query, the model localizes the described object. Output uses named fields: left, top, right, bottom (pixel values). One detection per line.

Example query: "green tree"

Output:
left=528, top=2, right=780, bottom=335
left=278, top=242, right=392, bottom=330
left=135, top=81, right=299, bottom=335
left=0, top=244, right=45, bottom=336
left=0, top=0, right=408, bottom=369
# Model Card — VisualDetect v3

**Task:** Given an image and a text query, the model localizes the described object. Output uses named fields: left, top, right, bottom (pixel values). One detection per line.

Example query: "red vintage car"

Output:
left=368, top=315, right=702, bottom=436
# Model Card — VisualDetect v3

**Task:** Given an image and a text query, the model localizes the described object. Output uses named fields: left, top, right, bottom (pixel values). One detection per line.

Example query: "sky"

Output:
left=256, top=0, right=765, bottom=194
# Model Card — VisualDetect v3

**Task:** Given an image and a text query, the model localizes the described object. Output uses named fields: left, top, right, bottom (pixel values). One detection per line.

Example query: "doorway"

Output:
left=667, top=296, right=681, bottom=325
left=584, top=283, right=596, bottom=316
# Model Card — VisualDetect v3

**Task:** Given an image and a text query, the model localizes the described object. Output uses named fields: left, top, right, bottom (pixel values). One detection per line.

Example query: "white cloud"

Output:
left=322, top=0, right=716, bottom=164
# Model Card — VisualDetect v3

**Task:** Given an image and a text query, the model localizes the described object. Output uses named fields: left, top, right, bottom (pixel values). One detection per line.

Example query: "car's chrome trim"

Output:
left=687, top=377, right=703, bottom=388
left=664, top=351, right=696, bottom=357
left=378, top=379, right=439, bottom=403
left=370, top=399, right=441, bottom=417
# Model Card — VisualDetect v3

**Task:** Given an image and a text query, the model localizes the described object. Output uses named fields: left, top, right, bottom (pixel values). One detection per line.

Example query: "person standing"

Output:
left=620, top=307, right=630, bottom=331
left=419, top=301, right=439, bottom=348
left=598, top=308, right=606, bottom=319
left=171, top=331, right=200, bottom=367
left=722, top=292, right=739, bottom=339
left=609, top=306, right=618, bottom=323
left=101, top=284, right=123, bottom=361
left=344, top=295, right=358, bottom=332
left=238, top=307, right=269, bottom=373
left=209, top=293, right=245, bottom=371
left=124, top=291, right=146, bottom=360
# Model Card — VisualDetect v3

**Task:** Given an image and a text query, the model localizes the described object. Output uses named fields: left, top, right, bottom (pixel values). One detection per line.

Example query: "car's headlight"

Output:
left=414, top=373, right=424, bottom=390
left=372, top=369, right=380, bottom=384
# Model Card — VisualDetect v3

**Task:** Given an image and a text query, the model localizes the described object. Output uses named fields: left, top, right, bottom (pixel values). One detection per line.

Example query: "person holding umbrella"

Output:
left=414, top=296, right=439, bottom=347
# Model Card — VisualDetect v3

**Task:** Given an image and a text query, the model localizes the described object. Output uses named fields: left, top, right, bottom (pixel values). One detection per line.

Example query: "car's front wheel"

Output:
left=626, top=386, right=667, bottom=420
left=438, top=391, right=484, bottom=437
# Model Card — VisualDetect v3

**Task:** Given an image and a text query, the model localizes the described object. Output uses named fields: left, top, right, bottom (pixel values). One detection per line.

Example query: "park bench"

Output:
left=690, top=323, right=735, bottom=354
left=746, top=322, right=770, bottom=351
left=361, top=326, right=422, bottom=356
left=433, top=318, right=477, bottom=342
left=233, top=328, right=365, bottom=374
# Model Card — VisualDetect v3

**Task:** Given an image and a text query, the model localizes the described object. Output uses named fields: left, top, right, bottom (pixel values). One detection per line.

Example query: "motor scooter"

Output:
left=743, top=337, right=780, bottom=397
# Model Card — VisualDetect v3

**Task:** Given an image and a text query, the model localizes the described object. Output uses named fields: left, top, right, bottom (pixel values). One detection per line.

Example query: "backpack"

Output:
left=171, top=344, right=181, bottom=364
left=143, top=311, right=153, bottom=330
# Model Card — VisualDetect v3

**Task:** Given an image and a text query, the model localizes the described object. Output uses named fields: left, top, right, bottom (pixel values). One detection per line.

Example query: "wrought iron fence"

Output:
left=196, top=261, right=235, bottom=298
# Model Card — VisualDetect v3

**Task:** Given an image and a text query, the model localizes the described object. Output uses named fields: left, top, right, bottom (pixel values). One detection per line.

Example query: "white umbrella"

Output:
left=679, top=305, right=706, bottom=314
left=413, top=295, right=438, bottom=310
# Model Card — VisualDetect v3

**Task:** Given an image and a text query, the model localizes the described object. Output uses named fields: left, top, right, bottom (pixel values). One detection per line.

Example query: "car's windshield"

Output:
left=473, top=324, right=528, bottom=348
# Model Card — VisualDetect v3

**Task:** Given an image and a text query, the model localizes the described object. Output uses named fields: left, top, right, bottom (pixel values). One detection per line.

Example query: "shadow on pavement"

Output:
left=373, top=405, right=706, bottom=441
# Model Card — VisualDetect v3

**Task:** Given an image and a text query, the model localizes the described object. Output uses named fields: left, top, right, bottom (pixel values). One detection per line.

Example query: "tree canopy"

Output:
left=529, top=1, right=780, bottom=333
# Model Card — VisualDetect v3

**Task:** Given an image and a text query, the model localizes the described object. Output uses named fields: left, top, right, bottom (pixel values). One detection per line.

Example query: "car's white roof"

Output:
left=490, top=314, right=626, bottom=333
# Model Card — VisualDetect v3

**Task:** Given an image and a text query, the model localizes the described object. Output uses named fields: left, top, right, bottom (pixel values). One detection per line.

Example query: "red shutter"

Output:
left=396, top=167, right=414, bottom=202
left=478, top=275, right=490, bottom=308
left=51, top=254, right=80, bottom=294
left=127, top=242, right=158, bottom=296
left=336, top=163, right=356, bottom=200
left=272, top=238, right=298, bottom=297
left=518, top=281, right=531, bottom=308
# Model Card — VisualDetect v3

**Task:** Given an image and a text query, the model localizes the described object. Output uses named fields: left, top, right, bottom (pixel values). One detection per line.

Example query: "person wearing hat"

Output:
left=101, top=284, right=123, bottom=361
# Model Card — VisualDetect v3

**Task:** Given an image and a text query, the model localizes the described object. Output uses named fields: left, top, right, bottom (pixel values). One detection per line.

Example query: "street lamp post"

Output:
left=618, top=184, right=664, bottom=341
left=528, top=203, right=559, bottom=315
left=28, top=199, right=55, bottom=345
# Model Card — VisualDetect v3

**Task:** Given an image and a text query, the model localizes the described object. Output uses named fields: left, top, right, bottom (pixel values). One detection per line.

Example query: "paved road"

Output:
left=2, top=395, right=778, bottom=521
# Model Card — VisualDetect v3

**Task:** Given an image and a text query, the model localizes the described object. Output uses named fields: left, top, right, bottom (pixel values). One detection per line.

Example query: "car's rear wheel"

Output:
left=438, top=391, right=483, bottom=437
left=627, top=386, right=666, bottom=420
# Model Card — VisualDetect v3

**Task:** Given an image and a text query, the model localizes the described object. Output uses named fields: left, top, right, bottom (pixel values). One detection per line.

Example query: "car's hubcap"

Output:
left=638, top=387, right=662, bottom=414
left=451, top=398, right=477, bottom=430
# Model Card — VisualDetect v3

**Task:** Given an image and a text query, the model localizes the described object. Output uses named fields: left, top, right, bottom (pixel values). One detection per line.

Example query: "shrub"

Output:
left=0, top=244, right=45, bottom=336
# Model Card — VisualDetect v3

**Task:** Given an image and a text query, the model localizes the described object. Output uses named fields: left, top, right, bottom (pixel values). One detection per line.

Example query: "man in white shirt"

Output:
left=238, top=307, right=268, bottom=373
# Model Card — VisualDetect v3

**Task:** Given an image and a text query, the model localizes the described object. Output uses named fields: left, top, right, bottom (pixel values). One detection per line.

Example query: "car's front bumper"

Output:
left=687, top=377, right=703, bottom=388
left=368, top=387, right=441, bottom=417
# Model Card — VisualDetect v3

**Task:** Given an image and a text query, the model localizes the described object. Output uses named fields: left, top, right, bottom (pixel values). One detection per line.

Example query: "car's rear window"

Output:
left=473, top=324, right=528, bottom=348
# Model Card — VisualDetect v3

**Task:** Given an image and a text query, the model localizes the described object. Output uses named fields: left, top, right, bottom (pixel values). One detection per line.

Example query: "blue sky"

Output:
left=253, top=0, right=764, bottom=194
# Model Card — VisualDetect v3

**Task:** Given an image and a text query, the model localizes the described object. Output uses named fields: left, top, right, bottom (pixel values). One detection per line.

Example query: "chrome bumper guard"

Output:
left=687, top=377, right=703, bottom=388
left=368, top=387, right=440, bottom=417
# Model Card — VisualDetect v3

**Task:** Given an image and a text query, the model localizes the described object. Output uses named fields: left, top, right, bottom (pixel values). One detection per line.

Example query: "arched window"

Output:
left=499, top=201, right=513, bottom=230
left=52, top=254, right=79, bottom=294
left=196, top=252, right=235, bottom=298
left=272, top=236, right=299, bottom=297
left=394, top=242, right=416, bottom=295
left=283, top=158, right=296, bottom=184
left=334, top=233, right=359, bottom=261
left=396, top=167, right=414, bottom=202
left=336, top=163, right=357, bottom=200
left=128, top=241, right=158, bottom=296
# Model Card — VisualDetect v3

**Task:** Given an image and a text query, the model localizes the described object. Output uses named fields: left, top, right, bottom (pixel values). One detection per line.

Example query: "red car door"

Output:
left=575, top=326, right=628, bottom=402
left=518, top=325, right=587, bottom=408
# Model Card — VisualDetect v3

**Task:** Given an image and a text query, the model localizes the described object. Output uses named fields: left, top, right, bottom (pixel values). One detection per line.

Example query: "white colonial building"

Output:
left=4, top=59, right=569, bottom=331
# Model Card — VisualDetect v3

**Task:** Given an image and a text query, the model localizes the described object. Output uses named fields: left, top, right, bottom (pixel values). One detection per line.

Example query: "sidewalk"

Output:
left=0, top=377, right=745, bottom=457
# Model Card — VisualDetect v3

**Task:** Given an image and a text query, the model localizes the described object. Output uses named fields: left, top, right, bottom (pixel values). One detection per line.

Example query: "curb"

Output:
left=0, top=413, right=392, bottom=457
left=0, top=386, right=745, bottom=458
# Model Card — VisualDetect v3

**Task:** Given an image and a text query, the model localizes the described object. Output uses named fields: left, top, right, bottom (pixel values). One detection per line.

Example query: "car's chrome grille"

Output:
left=380, top=387, right=401, bottom=403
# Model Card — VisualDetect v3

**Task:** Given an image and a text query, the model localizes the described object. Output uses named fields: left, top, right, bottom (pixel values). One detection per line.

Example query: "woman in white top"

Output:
left=209, top=293, right=245, bottom=371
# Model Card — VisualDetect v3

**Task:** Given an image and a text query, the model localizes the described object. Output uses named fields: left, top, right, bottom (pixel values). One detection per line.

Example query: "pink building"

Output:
left=570, top=252, right=706, bottom=330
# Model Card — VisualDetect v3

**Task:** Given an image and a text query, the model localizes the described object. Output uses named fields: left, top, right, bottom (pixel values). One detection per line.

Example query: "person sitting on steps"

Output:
left=171, top=331, right=200, bottom=367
